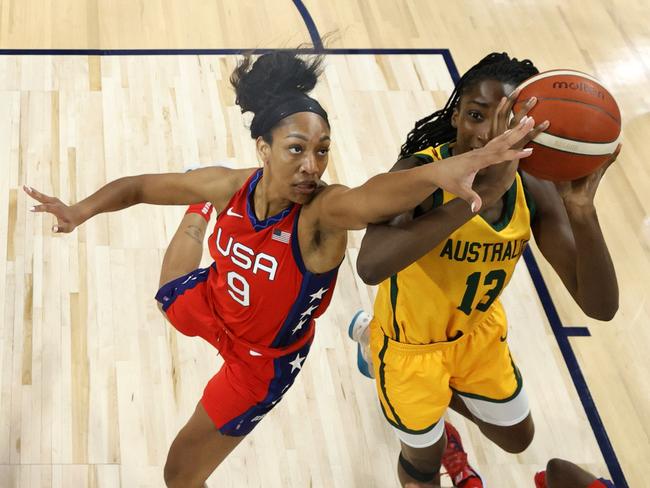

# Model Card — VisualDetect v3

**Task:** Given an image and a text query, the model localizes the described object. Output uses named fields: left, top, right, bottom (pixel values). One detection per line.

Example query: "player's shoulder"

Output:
left=185, top=165, right=256, bottom=187
left=191, top=166, right=257, bottom=209
left=391, top=155, right=421, bottom=171
left=228, top=167, right=259, bottom=190
left=408, top=142, right=452, bottom=165
left=300, top=183, right=345, bottom=226
left=205, top=165, right=257, bottom=186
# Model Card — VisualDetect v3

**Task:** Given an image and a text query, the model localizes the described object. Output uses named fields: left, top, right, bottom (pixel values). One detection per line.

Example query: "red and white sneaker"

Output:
left=441, top=422, right=483, bottom=488
left=534, top=471, right=547, bottom=488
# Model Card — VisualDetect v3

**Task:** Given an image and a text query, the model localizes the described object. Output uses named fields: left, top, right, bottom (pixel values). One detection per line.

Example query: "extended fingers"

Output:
left=498, top=89, right=521, bottom=129
left=29, top=203, right=58, bottom=214
left=513, top=119, right=549, bottom=149
left=503, top=115, right=536, bottom=145
left=23, top=185, right=57, bottom=204
left=509, top=96, right=537, bottom=129
left=490, top=97, right=508, bottom=139
left=503, top=88, right=522, bottom=115
left=508, top=147, right=534, bottom=160
left=456, top=189, right=483, bottom=213
left=601, top=143, right=622, bottom=173
left=496, top=94, right=515, bottom=134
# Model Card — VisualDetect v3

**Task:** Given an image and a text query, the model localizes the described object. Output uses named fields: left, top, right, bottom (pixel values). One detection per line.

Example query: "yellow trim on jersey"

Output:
left=413, top=143, right=451, bottom=163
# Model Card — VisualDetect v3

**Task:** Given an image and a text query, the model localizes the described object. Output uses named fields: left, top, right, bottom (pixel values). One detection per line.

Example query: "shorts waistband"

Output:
left=382, top=330, right=471, bottom=354
left=215, top=318, right=315, bottom=359
left=379, top=304, right=502, bottom=354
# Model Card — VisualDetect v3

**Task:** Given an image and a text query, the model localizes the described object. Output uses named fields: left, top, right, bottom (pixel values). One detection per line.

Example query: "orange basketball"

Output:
left=512, top=70, right=621, bottom=181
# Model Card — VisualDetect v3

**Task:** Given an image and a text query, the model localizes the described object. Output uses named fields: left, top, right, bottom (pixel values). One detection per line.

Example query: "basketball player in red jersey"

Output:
left=25, top=52, right=537, bottom=487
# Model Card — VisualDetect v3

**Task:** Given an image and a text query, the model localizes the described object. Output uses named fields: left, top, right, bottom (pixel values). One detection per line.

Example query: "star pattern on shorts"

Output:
left=289, top=354, right=305, bottom=373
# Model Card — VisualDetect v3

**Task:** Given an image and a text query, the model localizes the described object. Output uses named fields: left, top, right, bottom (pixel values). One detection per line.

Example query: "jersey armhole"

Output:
left=413, top=153, right=433, bottom=165
left=519, top=171, right=537, bottom=224
left=411, top=143, right=450, bottom=217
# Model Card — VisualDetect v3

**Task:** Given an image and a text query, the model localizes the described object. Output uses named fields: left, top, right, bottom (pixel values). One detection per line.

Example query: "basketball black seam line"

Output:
left=520, top=96, right=620, bottom=125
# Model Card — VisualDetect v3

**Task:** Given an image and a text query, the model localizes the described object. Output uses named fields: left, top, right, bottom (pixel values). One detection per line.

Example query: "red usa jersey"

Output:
left=207, top=169, right=338, bottom=351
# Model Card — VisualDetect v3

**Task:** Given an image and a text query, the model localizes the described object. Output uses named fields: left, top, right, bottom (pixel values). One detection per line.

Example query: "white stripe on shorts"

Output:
left=457, top=384, right=530, bottom=427
left=393, top=417, right=445, bottom=448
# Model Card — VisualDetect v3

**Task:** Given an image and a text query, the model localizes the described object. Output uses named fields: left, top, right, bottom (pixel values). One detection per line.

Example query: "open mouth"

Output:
left=294, top=182, right=318, bottom=194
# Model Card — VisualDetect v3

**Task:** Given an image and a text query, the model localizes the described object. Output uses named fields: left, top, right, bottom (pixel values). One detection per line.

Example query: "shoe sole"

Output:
left=348, top=311, right=373, bottom=379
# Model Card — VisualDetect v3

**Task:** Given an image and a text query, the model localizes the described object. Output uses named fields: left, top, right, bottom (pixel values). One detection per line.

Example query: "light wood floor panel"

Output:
left=1, top=1, right=649, bottom=486
left=1, top=52, right=636, bottom=487
left=0, top=1, right=309, bottom=50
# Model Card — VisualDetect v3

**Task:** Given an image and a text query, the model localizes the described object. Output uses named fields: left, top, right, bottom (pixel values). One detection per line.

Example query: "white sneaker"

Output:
left=348, top=311, right=374, bottom=379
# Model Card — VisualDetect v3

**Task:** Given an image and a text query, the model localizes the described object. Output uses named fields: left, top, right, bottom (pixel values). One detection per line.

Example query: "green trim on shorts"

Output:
left=377, top=334, right=443, bottom=435
left=382, top=408, right=443, bottom=435
left=390, top=275, right=401, bottom=341
left=378, top=334, right=404, bottom=427
left=450, top=358, right=523, bottom=403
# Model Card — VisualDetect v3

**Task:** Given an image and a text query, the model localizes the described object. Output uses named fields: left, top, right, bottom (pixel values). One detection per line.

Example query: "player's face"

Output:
left=259, top=112, right=331, bottom=204
left=451, top=79, right=517, bottom=156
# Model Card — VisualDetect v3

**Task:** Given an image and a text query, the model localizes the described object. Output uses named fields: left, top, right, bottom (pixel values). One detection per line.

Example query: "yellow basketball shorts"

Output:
left=370, top=304, right=529, bottom=444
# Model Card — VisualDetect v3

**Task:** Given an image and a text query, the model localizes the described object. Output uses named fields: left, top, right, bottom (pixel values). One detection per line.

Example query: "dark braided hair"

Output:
left=230, top=51, right=326, bottom=143
left=399, top=52, right=539, bottom=158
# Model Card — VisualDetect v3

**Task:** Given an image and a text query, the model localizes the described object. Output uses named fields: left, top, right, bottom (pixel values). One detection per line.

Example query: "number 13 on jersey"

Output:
left=457, top=269, right=507, bottom=315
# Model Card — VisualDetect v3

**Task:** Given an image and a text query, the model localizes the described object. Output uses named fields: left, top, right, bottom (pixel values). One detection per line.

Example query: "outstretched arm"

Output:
left=25, top=166, right=254, bottom=233
left=315, top=116, right=536, bottom=232
left=355, top=154, right=522, bottom=284
left=525, top=146, right=621, bottom=321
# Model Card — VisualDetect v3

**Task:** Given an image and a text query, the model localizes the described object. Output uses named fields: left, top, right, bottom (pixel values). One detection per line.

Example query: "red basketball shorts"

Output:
left=155, top=264, right=313, bottom=436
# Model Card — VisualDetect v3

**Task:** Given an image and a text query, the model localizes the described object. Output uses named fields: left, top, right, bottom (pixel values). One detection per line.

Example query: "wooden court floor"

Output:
left=0, top=1, right=648, bottom=487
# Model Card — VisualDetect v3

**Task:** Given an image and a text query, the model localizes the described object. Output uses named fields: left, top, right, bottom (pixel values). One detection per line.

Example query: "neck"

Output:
left=253, top=169, right=293, bottom=219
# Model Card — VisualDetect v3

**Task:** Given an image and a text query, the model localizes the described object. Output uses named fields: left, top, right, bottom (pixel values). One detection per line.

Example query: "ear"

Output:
left=451, top=108, right=459, bottom=128
left=256, top=136, right=271, bottom=165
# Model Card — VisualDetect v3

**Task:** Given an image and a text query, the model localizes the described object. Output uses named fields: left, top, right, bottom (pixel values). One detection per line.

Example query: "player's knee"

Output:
left=156, top=302, right=173, bottom=325
left=163, top=459, right=204, bottom=488
left=163, top=460, right=181, bottom=487
left=546, top=457, right=569, bottom=473
left=498, top=419, right=535, bottom=453
left=502, top=435, right=532, bottom=453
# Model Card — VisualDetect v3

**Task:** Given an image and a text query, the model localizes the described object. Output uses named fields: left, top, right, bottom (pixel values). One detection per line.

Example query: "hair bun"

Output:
left=230, top=52, right=324, bottom=115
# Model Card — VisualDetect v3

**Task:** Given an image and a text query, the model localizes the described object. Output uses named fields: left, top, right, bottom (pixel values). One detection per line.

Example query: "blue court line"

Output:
left=563, top=326, right=591, bottom=337
left=0, top=48, right=455, bottom=56
left=292, top=0, right=323, bottom=50
left=523, top=249, right=627, bottom=487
